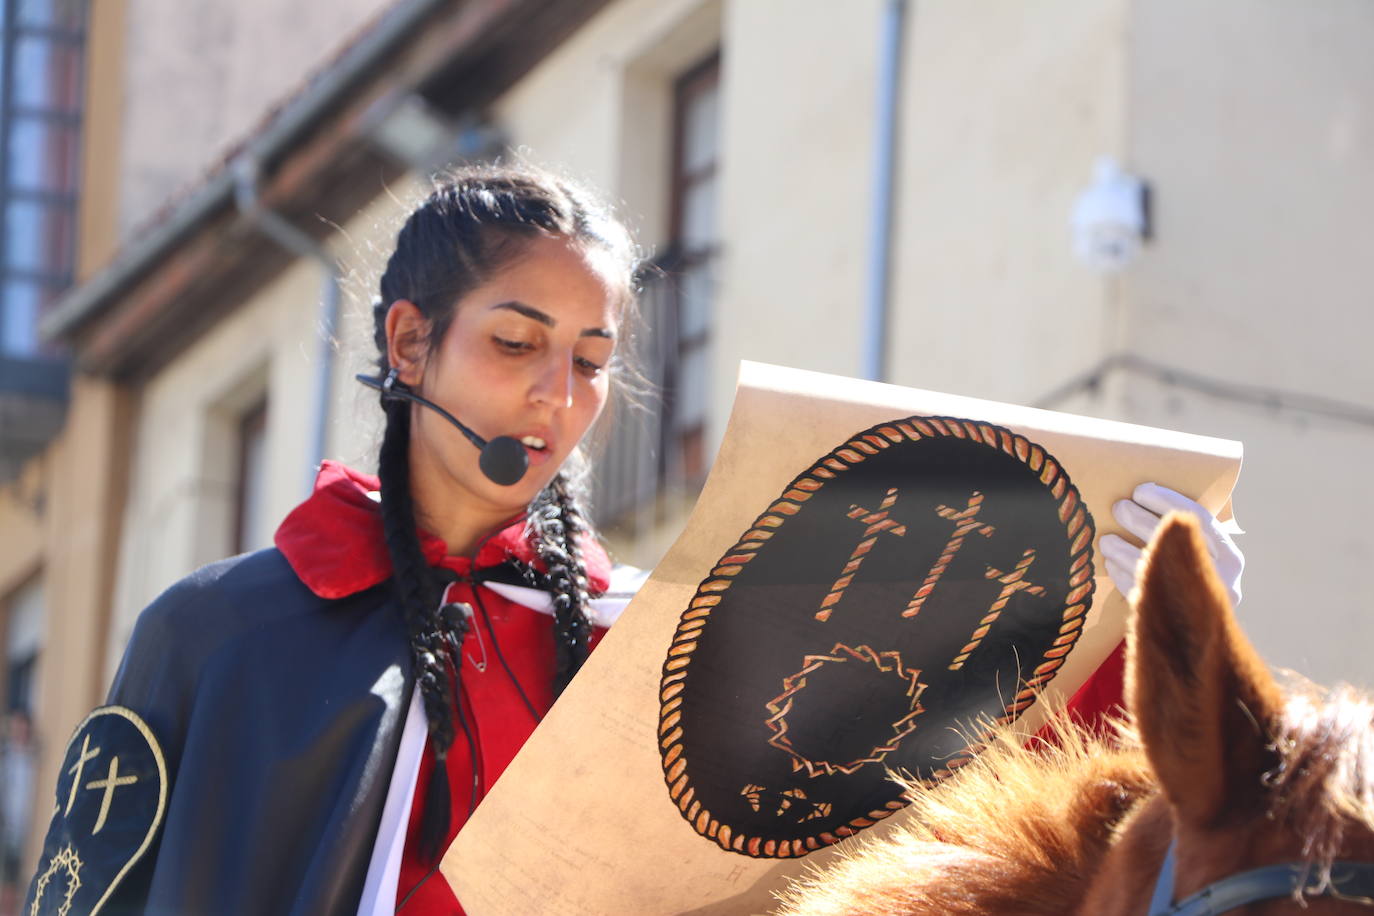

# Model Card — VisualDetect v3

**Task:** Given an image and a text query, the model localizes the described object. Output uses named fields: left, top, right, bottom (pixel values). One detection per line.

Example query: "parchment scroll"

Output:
left=444, top=361, right=1242, bottom=915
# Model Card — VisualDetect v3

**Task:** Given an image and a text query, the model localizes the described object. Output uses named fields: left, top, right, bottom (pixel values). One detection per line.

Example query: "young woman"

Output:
left=26, top=165, right=643, bottom=915
left=25, top=164, right=1243, bottom=916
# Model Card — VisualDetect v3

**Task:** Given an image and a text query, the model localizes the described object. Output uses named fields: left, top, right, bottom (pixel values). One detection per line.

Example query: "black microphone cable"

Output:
left=463, top=524, right=544, bottom=725
left=470, top=582, right=543, bottom=725
left=357, top=372, right=529, bottom=486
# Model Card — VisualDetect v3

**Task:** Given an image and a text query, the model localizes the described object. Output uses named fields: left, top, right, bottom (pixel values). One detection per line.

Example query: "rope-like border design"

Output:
left=657, top=416, right=1096, bottom=858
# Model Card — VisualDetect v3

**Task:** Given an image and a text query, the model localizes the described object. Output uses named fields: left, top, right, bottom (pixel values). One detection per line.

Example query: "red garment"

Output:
left=275, top=461, right=610, bottom=913
left=1031, top=640, right=1127, bottom=751
left=1060, top=640, right=1127, bottom=731
left=274, top=461, right=611, bottom=598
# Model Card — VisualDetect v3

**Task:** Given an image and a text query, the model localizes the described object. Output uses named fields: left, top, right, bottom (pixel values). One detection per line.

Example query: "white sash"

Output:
left=355, top=566, right=646, bottom=914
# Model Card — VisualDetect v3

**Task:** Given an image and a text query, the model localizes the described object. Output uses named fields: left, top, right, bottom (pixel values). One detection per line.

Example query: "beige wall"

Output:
left=1125, top=0, right=1373, bottom=394
left=106, top=251, right=319, bottom=676
left=492, top=0, right=1130, bottom=565
left=887, top=0, right=1128, bottom=404
left=23, top=376, right=132, bottom=876
left=495, top=0, right=1128, bottom=491
left=103, top=177, right=430, bottom=679
left=493, top=0, right=722, bottom=248
left=501, top=0, right=1374, bottom=693
left=117, top=0, right=395, bottom=237
left=711, top=0, right=884, bottom=444
left=0, top=461, right=46, bottom=601
left=77, top=0, right=128, bottom=279
left=1119, top=0, right=1374, bottom=685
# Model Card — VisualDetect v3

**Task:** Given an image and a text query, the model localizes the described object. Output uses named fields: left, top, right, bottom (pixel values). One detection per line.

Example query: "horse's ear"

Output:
left=1126, top=512, right=1281, bottom=828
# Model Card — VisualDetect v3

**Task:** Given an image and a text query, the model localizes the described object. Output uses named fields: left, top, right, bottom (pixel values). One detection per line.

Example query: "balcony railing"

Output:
left=0, top=352, right=69, bottom=481
left=590, top=246, right=715, bottom=545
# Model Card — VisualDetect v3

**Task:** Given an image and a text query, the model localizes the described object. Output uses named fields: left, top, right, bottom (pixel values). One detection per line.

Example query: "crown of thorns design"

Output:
left=764, top=643, right=927, bottom=778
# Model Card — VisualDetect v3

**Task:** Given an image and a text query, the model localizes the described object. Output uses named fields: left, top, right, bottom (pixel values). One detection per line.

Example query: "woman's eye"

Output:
left=493, top=336, right=534, bottom=354
left=575, top=355, right=605, bottom=376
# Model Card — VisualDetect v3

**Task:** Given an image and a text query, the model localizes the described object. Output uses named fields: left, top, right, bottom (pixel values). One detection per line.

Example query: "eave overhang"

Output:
left=41, top=0, right=612, bottom=381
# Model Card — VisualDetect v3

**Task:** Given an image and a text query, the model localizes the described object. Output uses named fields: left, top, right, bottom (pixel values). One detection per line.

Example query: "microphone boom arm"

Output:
left=356, top=373, right=529, bottom=486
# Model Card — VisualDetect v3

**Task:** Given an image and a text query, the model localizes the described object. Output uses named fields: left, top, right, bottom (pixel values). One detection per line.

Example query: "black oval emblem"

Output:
left=659, top=416, right=1095, bottom=857
left=27, top=706, right=168, bottom=915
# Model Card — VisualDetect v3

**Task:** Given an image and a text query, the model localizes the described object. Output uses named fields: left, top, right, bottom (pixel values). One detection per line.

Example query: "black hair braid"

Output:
left=530, top=473, right=595, bottom=697
left=369, top=164, right=640, bottom=864
left=377, top=397, right=456, bottom=862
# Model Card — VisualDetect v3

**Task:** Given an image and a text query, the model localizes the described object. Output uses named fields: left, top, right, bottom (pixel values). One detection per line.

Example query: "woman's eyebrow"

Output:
left=494, top=300, right=554, bottom=326
left=494, top=300, right=615, bottom=339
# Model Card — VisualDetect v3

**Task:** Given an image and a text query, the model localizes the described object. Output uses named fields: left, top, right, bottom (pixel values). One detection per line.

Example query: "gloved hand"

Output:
left=1099, top=482, right=1244, bottom=608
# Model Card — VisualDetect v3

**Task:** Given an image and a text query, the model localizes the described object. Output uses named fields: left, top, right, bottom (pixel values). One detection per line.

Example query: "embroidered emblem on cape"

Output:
left=658, top=417, right=1095, bottom=858
left=25, top=706, right=168, bottom=915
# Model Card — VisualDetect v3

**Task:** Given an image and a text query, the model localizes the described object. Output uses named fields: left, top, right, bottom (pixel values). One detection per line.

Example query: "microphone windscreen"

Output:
left=479, top=436, right=529, bottom=486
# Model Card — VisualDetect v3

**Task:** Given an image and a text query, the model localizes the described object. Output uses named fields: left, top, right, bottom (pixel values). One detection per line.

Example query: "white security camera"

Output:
left=1072, top=157, right=1149, bottom=272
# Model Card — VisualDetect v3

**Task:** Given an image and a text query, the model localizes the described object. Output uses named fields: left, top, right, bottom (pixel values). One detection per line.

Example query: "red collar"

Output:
left=275, top=460, right=611, bottom=600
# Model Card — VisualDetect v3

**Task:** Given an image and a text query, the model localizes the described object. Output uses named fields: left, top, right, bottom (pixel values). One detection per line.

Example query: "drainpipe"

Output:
left=42, top=0, right=448, bottom=347
left=231, top=155, right=341, bottom=496
left=861, top=0, right=908, bottom=382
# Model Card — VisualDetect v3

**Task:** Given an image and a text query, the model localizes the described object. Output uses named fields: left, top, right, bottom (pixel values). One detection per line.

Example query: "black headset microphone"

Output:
left=356, top=373, right=529, bottom=486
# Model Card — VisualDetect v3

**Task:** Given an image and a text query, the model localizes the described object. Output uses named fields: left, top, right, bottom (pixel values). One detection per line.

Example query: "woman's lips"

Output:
left=520, top=434, right=553, bottom=466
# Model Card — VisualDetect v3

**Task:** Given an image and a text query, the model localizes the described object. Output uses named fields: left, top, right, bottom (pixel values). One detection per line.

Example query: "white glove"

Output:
left=1099, top=482, right=1244, bottom=608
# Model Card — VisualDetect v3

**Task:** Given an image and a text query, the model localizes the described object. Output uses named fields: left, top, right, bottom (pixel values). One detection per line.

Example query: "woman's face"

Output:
left=396, top=233, right=622, bottom=521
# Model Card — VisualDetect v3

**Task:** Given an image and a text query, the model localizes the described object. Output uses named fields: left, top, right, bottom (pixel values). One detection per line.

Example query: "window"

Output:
left=660, top=51, right=720, bottom=485
left=233, top=397, right=268, bottom=554
left=3, top=575, right=42, bottom=715
left=0, top=0, right=87, bottom=357
left=591, top=47, right=722, bottom=543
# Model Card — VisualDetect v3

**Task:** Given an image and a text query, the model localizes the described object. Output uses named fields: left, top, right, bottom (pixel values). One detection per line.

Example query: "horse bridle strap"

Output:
left=1149, top=839, right=1374, bottom=915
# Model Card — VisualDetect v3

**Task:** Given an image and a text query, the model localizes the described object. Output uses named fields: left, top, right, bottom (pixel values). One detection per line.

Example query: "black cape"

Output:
left=26, top=547, right=415, bottom=915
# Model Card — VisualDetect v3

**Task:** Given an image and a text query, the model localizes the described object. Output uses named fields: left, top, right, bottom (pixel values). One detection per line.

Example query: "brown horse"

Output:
left=774, top=514, right=1374, bottom=915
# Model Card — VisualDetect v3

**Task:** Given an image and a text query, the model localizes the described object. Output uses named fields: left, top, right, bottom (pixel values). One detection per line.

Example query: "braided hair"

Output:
left=528, top=473, right=594, bottom=695
left=371, top=165, right=638, bottom=862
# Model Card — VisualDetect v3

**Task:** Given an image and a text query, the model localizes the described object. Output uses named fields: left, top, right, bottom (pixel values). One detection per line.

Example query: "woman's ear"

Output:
left=384, top=299, right=430, bottom=386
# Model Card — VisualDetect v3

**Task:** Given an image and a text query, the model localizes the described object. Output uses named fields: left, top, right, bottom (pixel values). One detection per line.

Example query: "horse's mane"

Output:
left=774, top=682, right=1374, bottom=916
left=773, top=713, right=1157, bottom=916
left=1267, top=676, right=1374, bottom=878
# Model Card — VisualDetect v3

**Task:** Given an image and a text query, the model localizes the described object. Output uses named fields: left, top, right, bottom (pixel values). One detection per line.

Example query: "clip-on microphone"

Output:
left=356, top=373, right=529, bottom=486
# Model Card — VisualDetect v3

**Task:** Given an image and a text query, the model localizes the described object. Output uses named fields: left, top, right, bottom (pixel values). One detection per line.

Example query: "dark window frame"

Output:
left=232, top=398, right=268, bottom=555
left=662, top=50, right=721, bottom=486
left=668, top=50, right=721, bottom=264
left=0, top=0, right=88, bottom=358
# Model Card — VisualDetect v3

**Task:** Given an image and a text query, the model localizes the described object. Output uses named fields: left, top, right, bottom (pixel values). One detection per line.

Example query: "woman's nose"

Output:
left=531, top=353, right=574, bottom=408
